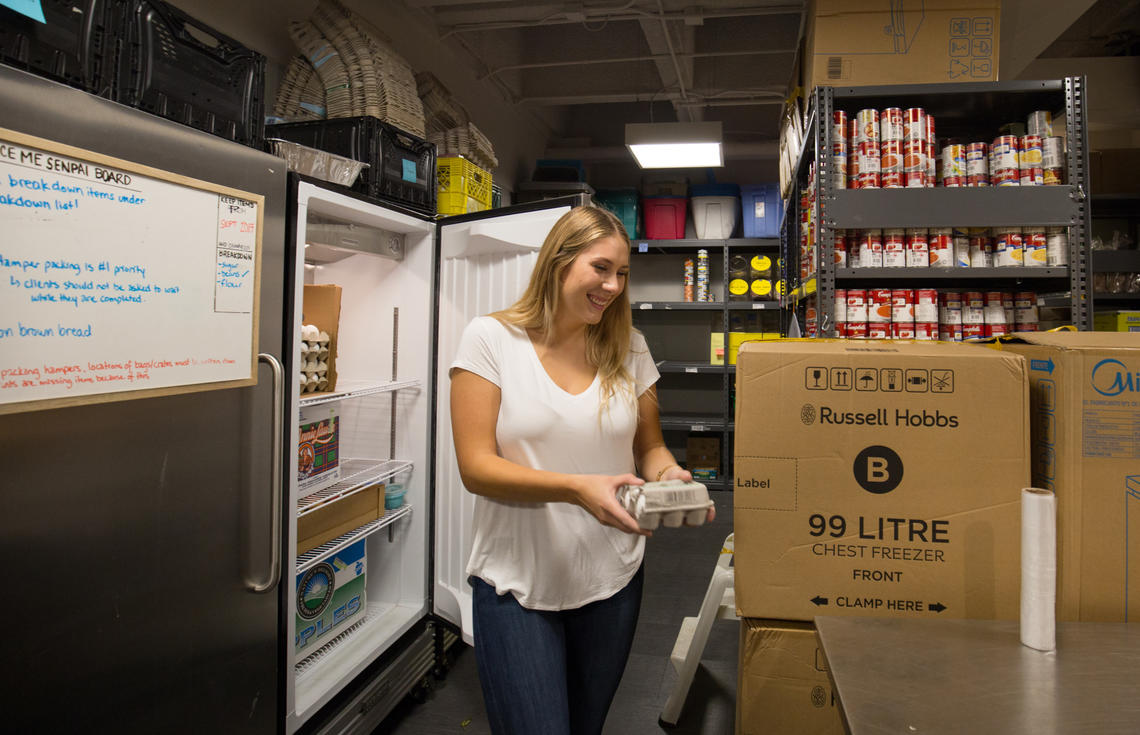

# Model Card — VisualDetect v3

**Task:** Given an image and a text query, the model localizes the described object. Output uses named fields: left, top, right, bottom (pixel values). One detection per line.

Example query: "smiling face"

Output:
left=557, top=234, right=629, bottom=328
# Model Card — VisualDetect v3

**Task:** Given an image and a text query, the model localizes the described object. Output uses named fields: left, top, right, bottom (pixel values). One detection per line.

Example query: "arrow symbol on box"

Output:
left=811, top=596, right=829, bottom=606
left=1030, top=358, right=1055, bottom=374
left=928, top=602, right=946, bottom=613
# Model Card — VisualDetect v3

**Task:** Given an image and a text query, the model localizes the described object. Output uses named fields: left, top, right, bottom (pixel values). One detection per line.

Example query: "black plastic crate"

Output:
left=267, top=117, right=437, bottom=216
left=120, top=0, right=264, bottom=148
left=0, top=0, right=124, bottom=97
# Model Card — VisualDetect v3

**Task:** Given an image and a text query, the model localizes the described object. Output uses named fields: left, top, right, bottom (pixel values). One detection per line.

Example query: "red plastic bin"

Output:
left=642, top=196, right=687, bottom=239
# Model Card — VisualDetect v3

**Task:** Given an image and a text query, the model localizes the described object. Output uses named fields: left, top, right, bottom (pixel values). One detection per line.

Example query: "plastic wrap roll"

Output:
left=1020, top=487, right=1057, bottom=652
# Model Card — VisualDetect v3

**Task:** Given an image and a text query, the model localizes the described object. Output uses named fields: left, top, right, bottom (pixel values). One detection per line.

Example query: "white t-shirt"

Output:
left=449, top=316, right=660, bottom=610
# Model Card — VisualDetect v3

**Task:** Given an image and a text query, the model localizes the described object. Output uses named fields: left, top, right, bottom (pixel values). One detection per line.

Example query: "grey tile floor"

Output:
left=375, top=490, right=738, bottom=734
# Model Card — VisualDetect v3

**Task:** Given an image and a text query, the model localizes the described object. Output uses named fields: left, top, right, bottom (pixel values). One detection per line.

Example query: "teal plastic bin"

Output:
left=595, top=188, right=639, bottom=239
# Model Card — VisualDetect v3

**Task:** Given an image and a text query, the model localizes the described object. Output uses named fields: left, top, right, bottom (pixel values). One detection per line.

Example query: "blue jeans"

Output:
left=469, top=565, right=644, bottom=735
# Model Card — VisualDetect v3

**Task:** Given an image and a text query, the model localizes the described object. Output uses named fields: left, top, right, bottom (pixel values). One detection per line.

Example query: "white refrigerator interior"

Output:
left=285, top=179, right=571, bottom=731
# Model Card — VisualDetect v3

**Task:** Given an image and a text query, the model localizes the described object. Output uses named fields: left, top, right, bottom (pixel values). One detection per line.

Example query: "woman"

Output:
left=449, top=205, right=713, bottom=735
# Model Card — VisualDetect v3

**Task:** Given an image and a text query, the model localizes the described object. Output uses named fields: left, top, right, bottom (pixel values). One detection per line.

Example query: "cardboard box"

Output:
left=298, top=484, right=384, bottom=555
left=733, top=340, right=1029, bottom=621
left=298, top=403, right=341, bottom=494
left=687, top=436, right=721, bottom=478
left=303, top=283, right=342, bottom=393
left=1094, top=310, right=1140, bottom=332
left=737, top=619, right=844, bottom=735
left=801, top=0, right=1000, bottom=91
left=996, top=332, right=1140, bottom=622
left=710, top=332, right=780, bottom=365
left=295, top=539, right=367, bottom=654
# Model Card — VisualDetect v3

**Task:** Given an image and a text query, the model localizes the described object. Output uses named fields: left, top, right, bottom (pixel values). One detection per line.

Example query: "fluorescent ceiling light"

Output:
left=626, top=121, right=723, bottom=168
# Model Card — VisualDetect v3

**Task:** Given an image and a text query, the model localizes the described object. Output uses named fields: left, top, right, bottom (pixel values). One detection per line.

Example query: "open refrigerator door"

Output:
left=285, top=178, right=436, bottom=731
left=432, top=203, right=576, bottom=644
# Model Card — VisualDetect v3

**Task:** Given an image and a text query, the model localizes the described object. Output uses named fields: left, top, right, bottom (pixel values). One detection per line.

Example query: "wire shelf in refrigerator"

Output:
left=299, top=377, right=422, bottom=407
left=295, top=606, right=380, bottom=676
left=292, top=600, right=424, bottom=714
left=296, top=504, right=414, bottom=573
left=297, top=458, right=414, bottom=516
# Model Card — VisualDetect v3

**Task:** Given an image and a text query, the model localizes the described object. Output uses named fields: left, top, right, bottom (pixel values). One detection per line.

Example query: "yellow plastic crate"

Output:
left=437, top=157, right=492, bottom=213
left=437, top=191, right=489, bottom=216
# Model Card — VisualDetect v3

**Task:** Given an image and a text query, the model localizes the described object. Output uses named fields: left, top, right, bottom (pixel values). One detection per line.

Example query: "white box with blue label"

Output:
left=997, top=332, right=1140, bottom=622
left=295, top=539, right=367, bottom=655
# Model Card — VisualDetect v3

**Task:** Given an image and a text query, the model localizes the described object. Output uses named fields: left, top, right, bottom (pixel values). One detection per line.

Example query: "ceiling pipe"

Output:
left=478, top=48, right=796, bottom=82
left=656, top=0, right=690, bottom=105
left=438, top=4, right=803, bottom=38
left=516, top=89, right=785, bottom=105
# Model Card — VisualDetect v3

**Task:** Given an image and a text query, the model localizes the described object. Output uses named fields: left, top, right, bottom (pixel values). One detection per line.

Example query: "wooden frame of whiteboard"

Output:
left=0, top=127, right=264, bottom=415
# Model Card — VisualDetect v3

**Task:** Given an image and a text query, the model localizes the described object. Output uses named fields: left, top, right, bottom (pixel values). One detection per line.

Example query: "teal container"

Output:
left=385, top=483, right=406, bottom=510
left=595, top=188, right=639, bottom=239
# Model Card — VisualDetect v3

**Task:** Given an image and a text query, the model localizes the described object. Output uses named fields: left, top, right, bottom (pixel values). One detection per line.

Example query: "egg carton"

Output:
left=616, top=480, right=714, bottom=530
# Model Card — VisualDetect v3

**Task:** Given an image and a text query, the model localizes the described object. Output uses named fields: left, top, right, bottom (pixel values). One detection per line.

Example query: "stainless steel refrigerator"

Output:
left=0, top=62, right=582, bottom=733
left=0, top=64, right=288, bottom=732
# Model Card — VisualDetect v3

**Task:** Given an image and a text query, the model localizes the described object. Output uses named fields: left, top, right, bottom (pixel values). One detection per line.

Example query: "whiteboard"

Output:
left=0, top=127, right=263, bottom=414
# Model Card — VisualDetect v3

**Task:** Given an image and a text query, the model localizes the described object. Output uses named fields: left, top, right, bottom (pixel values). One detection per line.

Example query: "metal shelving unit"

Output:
left=782, top=78, right=1093, bottom=336
left=630, top=237, right=779, bottom=488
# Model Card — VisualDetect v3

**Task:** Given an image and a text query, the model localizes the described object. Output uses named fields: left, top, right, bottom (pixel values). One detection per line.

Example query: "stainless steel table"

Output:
left=814, top=616, right=1140, bottom=734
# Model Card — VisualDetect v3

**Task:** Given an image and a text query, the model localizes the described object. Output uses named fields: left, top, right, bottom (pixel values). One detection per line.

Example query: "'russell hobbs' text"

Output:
left=819, top=407, right=959, bottom=428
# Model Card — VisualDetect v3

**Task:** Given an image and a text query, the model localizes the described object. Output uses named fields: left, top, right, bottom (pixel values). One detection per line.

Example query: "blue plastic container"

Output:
left=740, top=184, right=783, bottom=238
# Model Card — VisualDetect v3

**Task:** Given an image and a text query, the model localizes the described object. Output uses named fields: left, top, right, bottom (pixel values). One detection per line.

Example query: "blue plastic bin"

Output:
left=740, top=184, right=783, bottom=238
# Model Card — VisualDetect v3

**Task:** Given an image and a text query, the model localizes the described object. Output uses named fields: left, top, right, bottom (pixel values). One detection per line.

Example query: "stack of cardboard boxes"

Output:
left=733, top=333, right=1140, bottom=733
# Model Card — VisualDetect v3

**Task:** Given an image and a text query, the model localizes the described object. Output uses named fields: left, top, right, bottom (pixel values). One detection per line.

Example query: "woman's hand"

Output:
left=573, top=473, right=651, bottom=536
left=658, top=465, right=717, bottom=525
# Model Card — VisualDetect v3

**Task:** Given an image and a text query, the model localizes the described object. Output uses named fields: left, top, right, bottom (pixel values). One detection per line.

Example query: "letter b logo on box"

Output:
left=853, top=445, right=903, bottom=494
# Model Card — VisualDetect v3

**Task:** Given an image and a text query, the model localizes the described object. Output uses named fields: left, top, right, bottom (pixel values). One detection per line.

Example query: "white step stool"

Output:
left=659, top=533, right=737, bottom=726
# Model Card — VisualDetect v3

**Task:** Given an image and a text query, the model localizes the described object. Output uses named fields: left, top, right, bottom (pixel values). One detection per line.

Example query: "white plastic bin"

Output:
left=691, top=196, right=739, bottom=239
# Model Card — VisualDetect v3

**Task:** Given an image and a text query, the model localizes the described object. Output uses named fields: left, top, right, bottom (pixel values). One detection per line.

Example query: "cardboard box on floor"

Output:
left=303, top=283, right=342, bottom=393
left=800, top=0, right=1000, bottom=90
left=737, top=619, right=844, bottom=735
left=733, top=340, right=1030, bottom=622
left=996, top=331, right=1140, bottom=622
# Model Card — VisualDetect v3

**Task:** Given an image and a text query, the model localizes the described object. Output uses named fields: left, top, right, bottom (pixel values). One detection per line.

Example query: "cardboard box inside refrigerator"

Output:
left=302, top=283, right=341, bottom=393
left=996, top=331, right=1140, bottom=622
left=295, top=539, right=367, bottom=655
left=298, top=403, right=340, bottom=494
left=737, top=619, right=844, bottom=735
left=800, top=0, right=1000, bottom=91
left=733, top=340, right=1029, bottom=621
left=297, top=484, right=385, bottom=555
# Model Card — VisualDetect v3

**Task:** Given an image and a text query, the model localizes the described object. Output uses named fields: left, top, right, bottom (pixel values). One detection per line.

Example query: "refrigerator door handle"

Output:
left=248, top=352, right=284, bottom=593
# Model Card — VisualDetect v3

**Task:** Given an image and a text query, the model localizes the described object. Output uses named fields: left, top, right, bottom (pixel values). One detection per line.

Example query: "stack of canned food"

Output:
left=681, top=249, right=714, bottom=302
left=833, top=226, right=1069, bottom=269
left=798, top=163, right=818, bottom=280
left=832, top=108, right=1063, bottom=189
left=834, top=288, right=1040, bottom=340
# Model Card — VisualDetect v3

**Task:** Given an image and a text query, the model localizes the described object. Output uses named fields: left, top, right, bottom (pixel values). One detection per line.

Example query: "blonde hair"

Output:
left=492, top=205, right=638, bottom=409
